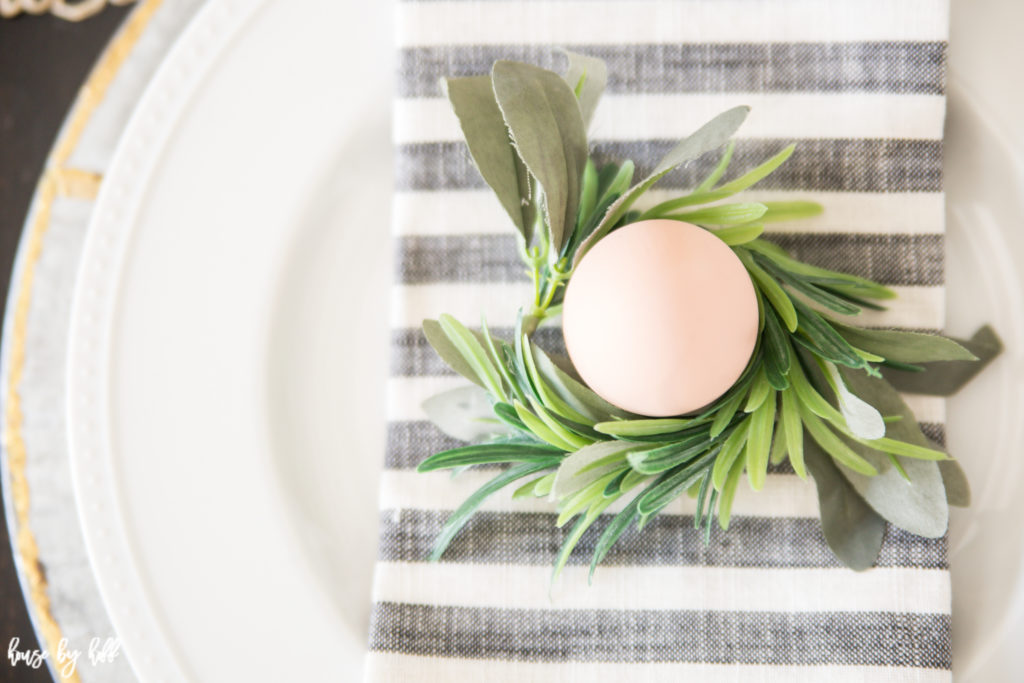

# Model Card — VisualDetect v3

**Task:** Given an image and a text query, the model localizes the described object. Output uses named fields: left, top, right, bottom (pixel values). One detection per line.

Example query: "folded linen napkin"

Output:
left=367, top=2, right=951, bottom=681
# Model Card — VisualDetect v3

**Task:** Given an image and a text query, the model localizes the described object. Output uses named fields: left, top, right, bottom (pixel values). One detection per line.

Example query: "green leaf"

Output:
left=521, top=336, right=590, bottom=423
left=745, top=239, right=896, bottom=300
left=709, top=384, right=748, bottom=438
left=423, top=319, right=484, bottom=388
left=553, top=496, right=615, bottom=581
left=803, top=440, right=885, bottom=571
left=831, top=322, right=978, bottom=364
left=715, top=144, right=795, bottom=195
left=439, top=314, right=509, bottom=401
left=761, top=307, right=791, bottom=389
left=422, top=385, right=511, bottom=443
left=552, top=440, right=635, bottom=500
left=716, top=453, right=746, bottom=530
left=524, top=397, right=591, bottom=450
left=637, top=451, right=718, bottom=515
left=744, top=391, right=776, bottom=490
left=492, top=60, right=588, bottom=253
left=417, top=442, right=564, bottom=472
left=737, top=249, right=798, bottom=332
left=881, top=325, right=1003, bottom=396
left=559, top=49, right=607, bottom=129
left=443, top=75, right=534, bottom=242
left=712, top=419, right=750, bottom=489
left=594, top=418, right=695, bottom=437
left=693, top=140, right=735, bottom=193
left=575, top=158, right=599, bottom=232
left=574, top=106, right=750, bottom=265
left=743, top=366, right=772, bottom=412
left=791, top=298, right=866, bottom=369
left=780, top=386, right=805, bottom=478
left=429, top=459, right=561, bottom=561
left=758, top=201, right=824, bottom=223
left=638, top=188, right=735, bottom=220
left=513, top=401, right=575, bottom=451
left=627, top=432, right=717, bottom=474
left=799, top=402, right=877, bottom=476
left=668, top=202, right=767, bottom=226
left=712, top=222, right=764, bottom=246
left=530, top=343, right=630, bottom=421
left=589, top=491, right=644, bottom=581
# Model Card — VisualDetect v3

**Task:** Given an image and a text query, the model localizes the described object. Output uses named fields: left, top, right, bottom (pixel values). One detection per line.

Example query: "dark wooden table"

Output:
left=0, top=7, right=134, bottom=681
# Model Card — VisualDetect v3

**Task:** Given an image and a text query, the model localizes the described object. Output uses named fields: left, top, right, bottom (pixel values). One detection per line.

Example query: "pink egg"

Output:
left=562, top=219, right=759, bottom=417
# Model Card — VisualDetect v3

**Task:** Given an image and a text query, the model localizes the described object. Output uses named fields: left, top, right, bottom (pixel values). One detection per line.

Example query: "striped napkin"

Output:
left=367, top=1, right=951, bottom=680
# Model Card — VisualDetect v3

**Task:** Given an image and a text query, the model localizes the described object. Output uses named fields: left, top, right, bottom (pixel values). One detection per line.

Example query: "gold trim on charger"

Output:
left=3, top=0, right=163, bottom=679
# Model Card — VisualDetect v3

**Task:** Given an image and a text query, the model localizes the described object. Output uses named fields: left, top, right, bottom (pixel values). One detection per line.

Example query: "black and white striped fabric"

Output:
left=367, top=2, right=951, bottom=680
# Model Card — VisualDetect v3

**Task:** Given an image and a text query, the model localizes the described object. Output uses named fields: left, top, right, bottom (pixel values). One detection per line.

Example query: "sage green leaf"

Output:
left=521, top=336, right=590, bottom=423
left=417, top=442, right=564, bottom=472
left=443, top=75, right=533, bottom=241
left=835, top=442, right=948, bottom=538
left=492, top=60, right=588, bottom=253
left=668, top=202, right=767, bottom=226
left=594, top=418, right=695, bottom=437
left=834, top=368, right=951, bottom=537
left=938, top=458, right=971, bottom=507
left=423, top=319, right=483, bottom=388
left=574, top=106, right=749, bottom=265
left=429, top=459, right=561, bottom=561
left=576, top=158, right=599, bottom=232
left=803, top=440, right=885, bottom=571
left=744, top=366, right=772, bottom=412
left=757, top=255, right=860, bottom=315
left=715, top=144, right=795, bottom=195
left=557, top=471, right=620, bottom=526
left=524, top=396, right=591, bottom=450
left=745, top=391, right=776, bottom=490
left=831, top=321, right=978, bottom=364
left=881, top=325, right=1002, bottom=396
left=639, top=188, right=735, bottom=220
left=713, top=222, right=765, bottom=246
left=824, top=362, right=885, bottom=440
left=745, top=239, right=896, bottom=300
left=758, top=200, right=824, bottom=223
left=422, top=385, right=511, bottom=443
left=552, top=440, right=635, bottom=500
left=559, top=49, right=607, bottom=128
left=589, top=491, right=643, bottom=581
left=627, top=432, right=715, bottom=474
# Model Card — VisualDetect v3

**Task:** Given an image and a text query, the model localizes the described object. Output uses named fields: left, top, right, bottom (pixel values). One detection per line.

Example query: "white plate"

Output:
left=66, top=0, right=393, bottom=680
left=64, top=1, right=1024, bottom=682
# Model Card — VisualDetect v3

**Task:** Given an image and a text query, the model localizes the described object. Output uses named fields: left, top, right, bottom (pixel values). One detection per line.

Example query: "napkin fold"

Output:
left=368, top=2, right=951, bottom=681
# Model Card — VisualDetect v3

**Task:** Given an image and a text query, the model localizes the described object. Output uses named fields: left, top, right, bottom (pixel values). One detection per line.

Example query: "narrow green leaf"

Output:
left=513, top=401, right=575, bottom=451
left=693, top=140, right=736, bottom=193
left=745, top=391, right=776, bottom=490
left=552, top=440, right=635, bottom=501
left=737, top=250, right=798, bottom=332
left=800, top=403, right=877, bottom=476
left=761, top=307, right=791, bottom=389
left=881, top=325, right=1001, bottom=396
left=717, top=453, right=746, bottom=530
left=667, top=202, right=767, bottom=226
left=513, top=473, right=555, bottom=499
left=638, top=188, right=735, bottom=220
left=429, top=459, right=561, bottom=561
left=589, top=492, right=643, bottom=581
left=439, top=314, right=509, bottom=401
left=715, top=144, right=795, bottom=195
left=627, top=432, right=717, bottom=474
left=521, top=335, right=590, bottom=423
left=636, top=451, right=718, bottom=515
left=745, top=239, right=896, bottom=300
left=791, top=298, right=866, bottom=369
left=758, top=200, right=824, bottom=223
left=492, top=61, right=588, bottom=253
left=780, top=386, right=805, bottom=478
left=712, top=222, right=765, bottom=246
left=712, top=419, right=750, bottom=489
left=831, top=321, right=978, bottom=364
left=576, top=158, right=599, bottom=231
left=417, top=442, right=563, bottom=472
left=709, top=380, right=749, bottom=438
left=553, top=496, right=615, bottom=581
left=423, top=319, right=485, bottom=388
left=769, top=418, right=788, bottom=465
left=594, top=418, right=695, bottom=437
left=743, top=366, right=772, bottom=412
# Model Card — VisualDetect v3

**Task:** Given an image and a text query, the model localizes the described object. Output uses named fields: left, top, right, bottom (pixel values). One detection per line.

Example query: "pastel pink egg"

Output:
left=562, top=219, right=759, bottom=417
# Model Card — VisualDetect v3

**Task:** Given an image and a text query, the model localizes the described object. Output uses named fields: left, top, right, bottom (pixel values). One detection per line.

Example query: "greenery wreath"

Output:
left=416, top=52, right=1001, bottom=578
